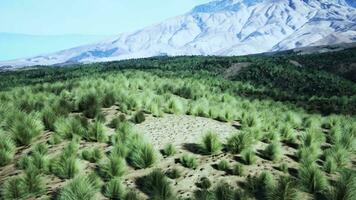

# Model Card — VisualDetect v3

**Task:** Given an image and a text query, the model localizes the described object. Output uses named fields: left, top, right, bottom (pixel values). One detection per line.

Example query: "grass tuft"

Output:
left=103, top=178, right=126, bottom=199
left=162, top=143, right=177, bottom=157
left=201, top=130, right=222, bottom=155
left=180, top=154, right=198, bottom=169
left=58, top=175, right=100, bottom=200
left=137, top=169, right=174, bottom=200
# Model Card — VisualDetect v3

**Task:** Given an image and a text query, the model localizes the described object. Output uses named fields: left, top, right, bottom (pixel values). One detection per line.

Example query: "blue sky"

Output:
left=0, top=0, right=210, bottom=35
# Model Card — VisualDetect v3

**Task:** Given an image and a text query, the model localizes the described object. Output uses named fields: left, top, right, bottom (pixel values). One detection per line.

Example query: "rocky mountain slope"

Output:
left=1, top=0, right=355, bottom=67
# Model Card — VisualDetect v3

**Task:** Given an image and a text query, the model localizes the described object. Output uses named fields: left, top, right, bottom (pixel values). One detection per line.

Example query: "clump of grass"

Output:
left=263, top=140, right=283, bottom=162
left=323, top=156, right=337, bottom=174
left=324, top=145, right=351, bottom=170
left=50, top=140, right=80, bottom=179
left=166, top=98, right=185, bottom=114
left=85, top=121, right=108, bottom=142
left=280, top=125, right=297, bottom=143
left=131, top=110, right=145, bottom=124
left=58, top=175, right=100, bottom=200
left=22, top=168, right=45, bottom=197
left=301, top=128, right=325, bottom=147
left=103, top=178, right=126, bottom=199
left=124, top=190, right=141, bottom=200
left=241, top=113, right=260, bottom=129
left=78, top=91, right=102, bottom=118
left=32, top=143, right=48, bottom=155
left=227, top=131, right=255, bottom=154
left=201, top=131, right=222, bottom=155
left=10, top=112, right=44, bottom=146
left=109, top=114, right=126, bottom=129
left=50, top=156, right=79, bottom=179
left=241, top=148, right=257, bottom=165
left=245, top=171, right=276, bottom=199
left=162, top=143, right=177, bottom=157
left=81, top=147, right=103, bottom=163
left=128, top=142, right=157, bottom=169
left=101, top=90, right=116, bottom=108
left=0, top=132, right=16, bottom=167
left=232, top=164, right=245, bottom=176
left=213, top=182, right=235, bottom=200
left=217, top=160, right=230, bottom=172
left=279, top=163, right=289, bottom=173
left=48, top=133, right=62, bottom=145
left=267, top=176, right=300, bottom=200
left=196, top=177, right=212, bottom=189
left=180, top=154, right=198, bottom=169
left=329, top=169, right=356, bottom=200
left=137, top=169, right=174, bottom=200
left=1, top=176, right=28, bottom=200
left=54, top=116, right=86, bottom=139
left=99, top=155, right=127, bottom=180
left=41, top=107, right=58, bottom=131
left=298, top=163, right=329, bottom=195
left=166, top=167, right=181, bottom=179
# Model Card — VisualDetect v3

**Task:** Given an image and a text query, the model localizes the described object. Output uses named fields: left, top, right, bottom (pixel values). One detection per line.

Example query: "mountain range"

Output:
left=1, top=0, right=356, bottom=68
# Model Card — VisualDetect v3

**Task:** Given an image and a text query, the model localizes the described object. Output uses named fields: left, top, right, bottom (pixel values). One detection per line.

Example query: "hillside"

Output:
left=0, top=48, right=355, bottom=200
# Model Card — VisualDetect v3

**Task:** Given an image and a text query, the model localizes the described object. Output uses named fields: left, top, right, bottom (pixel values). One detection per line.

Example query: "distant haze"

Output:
left=0, top=33, right=111, bottom=61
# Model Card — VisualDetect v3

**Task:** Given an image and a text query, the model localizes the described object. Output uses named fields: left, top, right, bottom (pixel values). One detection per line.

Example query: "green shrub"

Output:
left=201, top=131, right=222, bottom=155
left=227, top=131, right=254, bottom=154
left=138, top=169, right=174, bottom=200
left=10, top=112, right=44, bottom=146
left=180, top=154, right=198, bottom=169
left=162, top=143, right=177, bottom=157
left=81, top=147, right=103, bottom=163
left=267, top=176, right=300, bottom=200
left=217, top=160, right=230, bottom=172
left=241, top=148, right=257, bottom=165
left=99, top=155, right=127, bottom=180
left=0, top=132, right=16, bottom=167
left=85, top=121, right=108, bottom=142
left=298, top=163, right=329, bottom=194
left=132, top=110, right=145, bottom=124
left=58, top=175, right=100, bottom=200
left=232, top=164, right=245, bottom=176
left=103, top=178, right=126, bottom=199
left=263, top=141, right=283, bottom=162
left=128, top=142, right=156, bottom=169
left=166, top=98, right=184, bottom=114
left=165, top=168, right=181, bottom=179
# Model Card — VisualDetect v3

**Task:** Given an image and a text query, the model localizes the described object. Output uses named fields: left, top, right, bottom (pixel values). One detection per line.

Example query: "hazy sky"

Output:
left=0, top=0, right=210, bottom=35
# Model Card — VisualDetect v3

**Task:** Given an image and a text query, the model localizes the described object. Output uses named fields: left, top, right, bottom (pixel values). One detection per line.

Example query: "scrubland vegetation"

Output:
left=0, top=49, right=355, bottom=199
